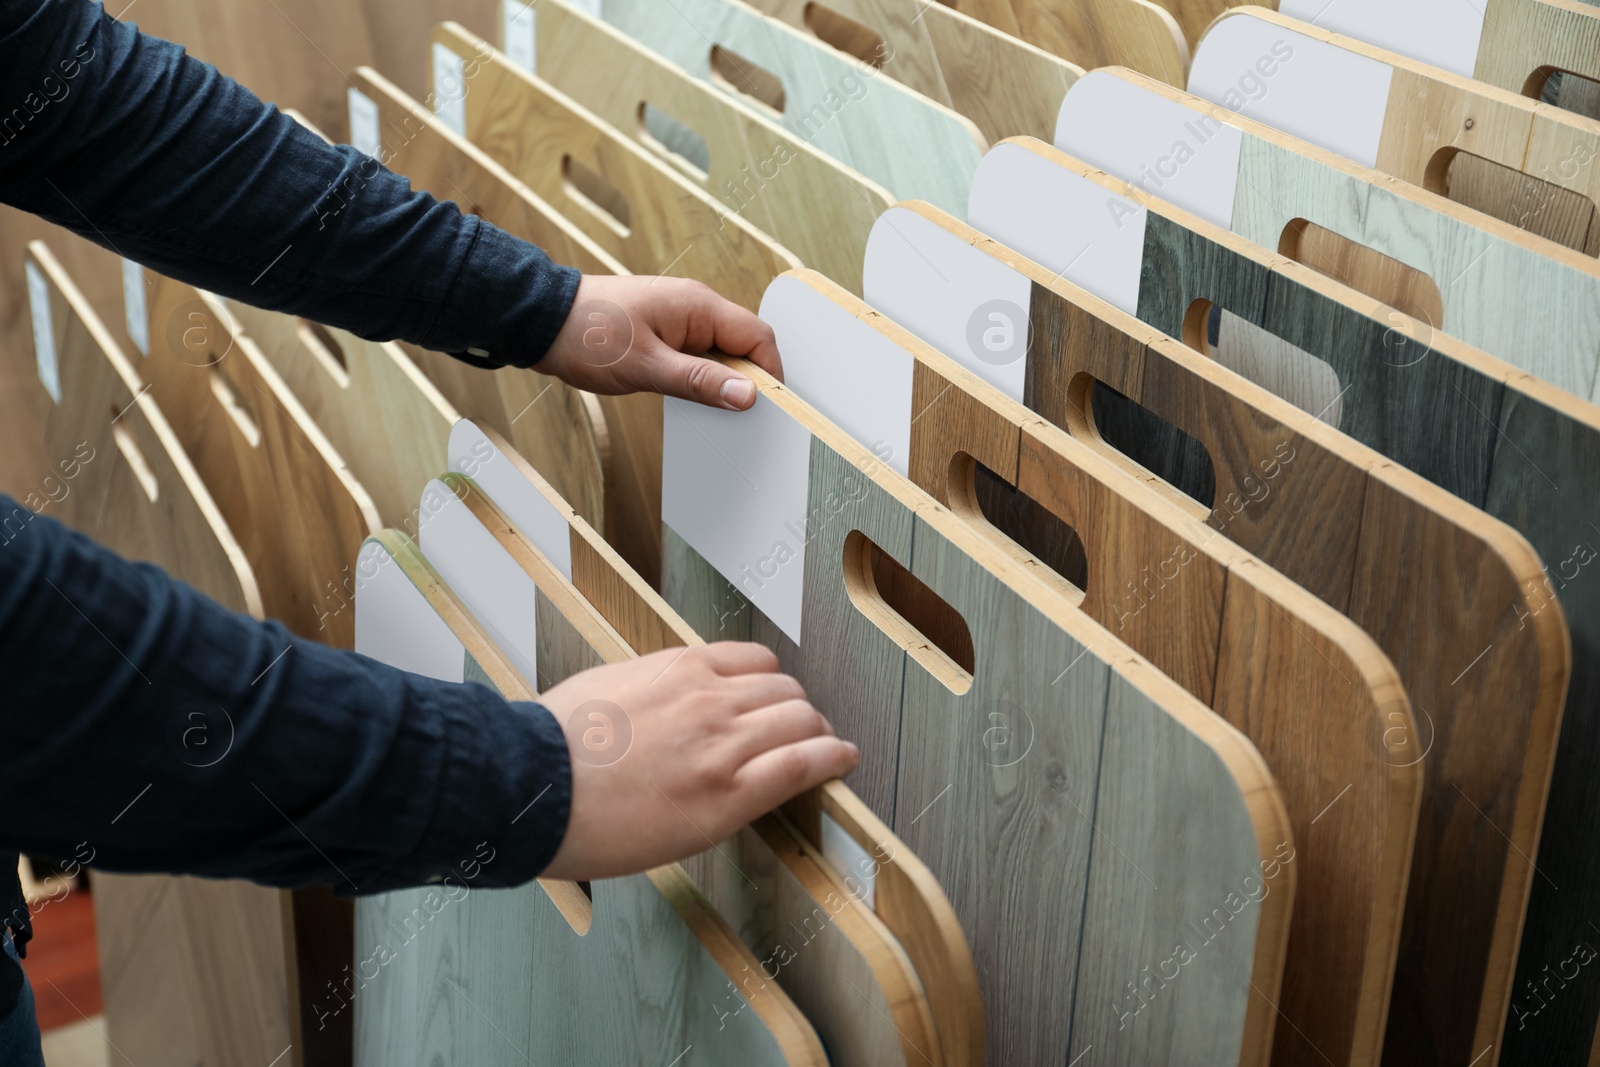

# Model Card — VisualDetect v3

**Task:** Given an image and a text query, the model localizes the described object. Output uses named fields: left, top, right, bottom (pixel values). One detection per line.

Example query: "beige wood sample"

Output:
left=738, top=0, right=1084, bottom=143
left=944, top=0, right=1189, bottom=86
left=433, top=23, right=803, bottom=308
left=331, top=72, right=619, bottom=558
left=26, top=243, right=317, bottom=1065
left=352, top=528, right=828, bottom=1067
left=964, top=139, right=1579, bottom=1066
left=661, top=357, right=1294, bottom=1065
left=1202, top=8, right=1600, bottom=257
left=778, top=262, right=1421, bottom=1066
left=139, top=272, right=380, bottom=647
left=457, top=422, right=986, bottom=1063
left=520, top=0, right=893, bottom=294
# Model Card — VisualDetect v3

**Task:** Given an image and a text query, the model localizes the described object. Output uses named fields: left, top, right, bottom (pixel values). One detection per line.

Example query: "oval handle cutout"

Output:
left=209, top=364, right=262, bottom=448
left=1278, top=217, right=1444, bottom=330
left=842, top=529, right=974, bottom=694
left=1184, top=297, right=1345, bottom=427
left=110, top=407, right=160, bottom=503
left=1528, top=65, right=1600, bottom=123
left=709, top=43, right=787, bottom=115
left=637, top=101, right=711, bottom=182
left=297, top=319, right=351, bottom=389
left=1424, top=146, right=1599, bottom=257
left=947, top=453, right=1088, bottom=606
left=561, top=154, right=633, bottom=237
left=802, top=2, right=888, bottom=68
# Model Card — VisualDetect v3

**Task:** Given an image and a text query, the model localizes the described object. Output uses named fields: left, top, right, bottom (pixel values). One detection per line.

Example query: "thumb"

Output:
left=641, top=342, right=759, bottom=411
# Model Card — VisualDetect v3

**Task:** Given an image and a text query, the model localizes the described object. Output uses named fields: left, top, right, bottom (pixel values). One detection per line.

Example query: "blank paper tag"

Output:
left=26, top=262, right=59, bottom=404
left=431, top=42, right=468, bottom=135
left=122, top=258, right=148, bottom=355
left=502, top=0, right=536, bottom=71
left=573, top=0, right=602, bottom=14
left=347, top=87, right=381, bottom=158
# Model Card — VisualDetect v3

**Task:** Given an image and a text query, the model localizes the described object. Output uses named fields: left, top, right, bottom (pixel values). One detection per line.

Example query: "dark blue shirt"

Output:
left=0, top=0, right=582, bottom=1012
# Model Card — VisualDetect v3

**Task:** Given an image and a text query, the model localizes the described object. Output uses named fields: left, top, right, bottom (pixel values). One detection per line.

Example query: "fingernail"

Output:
left=720, top=378, right=755, bottom=409
left=845, top=741, right=859, bottom=758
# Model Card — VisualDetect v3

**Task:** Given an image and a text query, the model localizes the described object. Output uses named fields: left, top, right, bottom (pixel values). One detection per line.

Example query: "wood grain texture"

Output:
left=525, top=0, right=893, bottom=294
left=338, top=70, right=617, bottom=550
left=661, top=360, right=1294, bottom=1065
left=436, top=23, right=802, bottom=309
left=1209, top=10, right=1600, bottom=257
left=599, top=0, right=987, bottom=215
left=353, top=530, right=827, bottom=1067
left=459, top=424, right=985, bottom=1064
left=1474, top=0, right=1600, bottom=105
left=741, top=0, right=1083, bottom=143
left=1105, top=71, right=1600, bottom=404
left=787, top=262, right=1416, bottom=1066
left=26, top=245, right=319, bottom=1066
left=946, top=0, right=1189, bottom=86
left=220, top=301, right=454, bottom=535
left=140, top=273, right=380, bottom=646
left=979, top=143, right=1577, bottom=1066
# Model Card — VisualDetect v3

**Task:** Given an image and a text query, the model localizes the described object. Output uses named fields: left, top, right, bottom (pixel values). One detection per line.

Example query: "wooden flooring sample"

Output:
left=1275, top=0, right=1600, bottom=118
left=1190, top=9, right=1600, bottom=256
left=944, top=0, right=1189, bottom=87
left=738, top=0, right=1083, bottom=144
left=659, top=357, right=1293, bottom=1065
left=433, top=23, right=801, bottom=309
left=1053, top=68, right=1600, bottom=405
left=599, top=0, right=986, bottom=215
left=328, top=74, right=616, bottom=556
left=514, top=0, right=892, bottom=294
left=26, top=244, right=321, bottom=1065
left=138, top=273, right=380, bottom=647
left=352, top=529, right=826, bottom=1067
left=777, top=261, right=1422, bottom=1066
left=966, top=138, right=1584, bottom=1067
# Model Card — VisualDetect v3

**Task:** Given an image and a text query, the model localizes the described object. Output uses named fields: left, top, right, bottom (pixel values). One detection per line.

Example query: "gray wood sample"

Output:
left=659, top=366, right=1295, bottom=1065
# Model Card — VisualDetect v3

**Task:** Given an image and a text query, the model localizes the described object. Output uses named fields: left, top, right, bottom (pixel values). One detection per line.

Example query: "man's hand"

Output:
left=539, top=275, right=781, bottom=411
left=536, top=642, right=856, bottom=881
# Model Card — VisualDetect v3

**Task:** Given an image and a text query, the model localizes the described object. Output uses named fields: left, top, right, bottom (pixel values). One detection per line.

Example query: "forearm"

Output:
left=0, top=497, right=571, bottom=894
left=0, top=0, right=577, bottom=368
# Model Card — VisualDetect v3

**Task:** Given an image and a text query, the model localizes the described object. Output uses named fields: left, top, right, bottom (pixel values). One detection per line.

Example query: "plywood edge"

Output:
left=28, top=241, right=266, bottom=620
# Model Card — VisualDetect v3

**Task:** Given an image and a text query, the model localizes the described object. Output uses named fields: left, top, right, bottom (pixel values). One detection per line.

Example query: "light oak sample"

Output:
left=598, top=0, right=987, bottom=215
left=943, top=0, right=1189, bottom=87
left=139, top=273, right=381, bottom=647
left=1190, top=9, right=1600, bottom=256
left=510, top=0, right=893, bottom=294
left=966, top=137, right=1585, bottom=1067
left=432, top=23, right=802, bottom=308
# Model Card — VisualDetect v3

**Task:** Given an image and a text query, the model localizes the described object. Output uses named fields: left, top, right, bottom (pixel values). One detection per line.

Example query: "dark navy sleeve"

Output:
left=0, top=496, right=573, bottom=894
left=0, top=0, right=578, bottom=369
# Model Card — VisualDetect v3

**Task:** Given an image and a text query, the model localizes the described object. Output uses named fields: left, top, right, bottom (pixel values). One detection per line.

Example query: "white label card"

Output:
left=502, top=0, right=536, bottom=72
left=26, top=262, right=59, bottom=404
left=448, top=420, right=574, bottom=582
left=820, top=812, right=876, bottom=910
left=122, top=258, right=148, bottom=356
left=354, top=539, right=466, bottom=683
left=431, top=42, right=468, bottom=135
left=347, top=87, right=381, bottom=158
left=661, top=394, right=811, bottom=645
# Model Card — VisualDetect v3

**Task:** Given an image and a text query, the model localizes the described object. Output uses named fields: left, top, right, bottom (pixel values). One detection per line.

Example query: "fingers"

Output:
left=733, top=735, right=860, bottom=815
left=696, top=641, right=781, bottom=677
left=676, top=281, right=784, bottom=383
left=633, top=338, right=759, bottom=410
left=716, top=670, right=808, bottom=714
left=727, top=700, right=835, bottom=765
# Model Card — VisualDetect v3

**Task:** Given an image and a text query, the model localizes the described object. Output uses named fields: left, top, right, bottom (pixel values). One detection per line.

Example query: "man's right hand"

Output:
left=536, top=642, right=857, bottom=881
